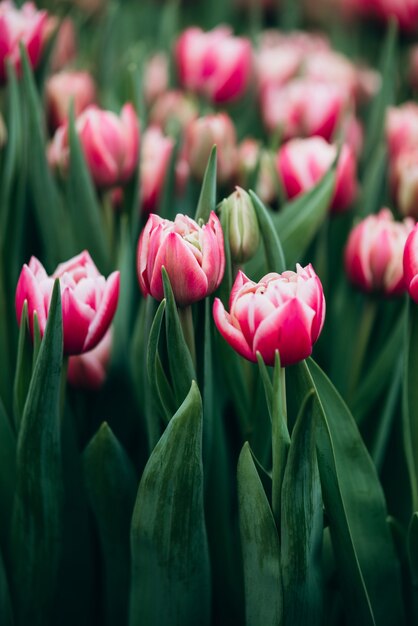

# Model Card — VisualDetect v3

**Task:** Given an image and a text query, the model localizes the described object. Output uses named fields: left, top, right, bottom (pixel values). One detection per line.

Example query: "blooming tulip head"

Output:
left=46, top=71, right=96, bottom=131
left=137, top=212, right=225, bottom=307
left=15, top=251, right=120, bottom=355
left=140, top=126, right=174, bottom=215
left=0, top=1, right=48, bottom=82
left=213, top=264, right=325, bottom=367
left=67, top=329, right=112, bottom=389
left=48, top=103, right=140, bottom=188
left=404, top=224, right=418, bottom=303
left=175, top=26, right=253, bottom=104
left=276, top=137, right=357, bottom=213
left=345, top=208, right=414, bottom=297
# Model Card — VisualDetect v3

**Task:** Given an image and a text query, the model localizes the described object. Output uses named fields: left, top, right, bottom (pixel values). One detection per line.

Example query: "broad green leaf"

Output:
left=281, top=392, right=323, bottom=626
left=0, top=547, right=13, bottom=626
left=238, top=442, right=282, bottom=626
left=0, top=397, right=16, bottom=565
left=13, top=302, right=32, bottom=431
left=195, top=146, right=217, bottom=223
left=407, top=512, right=418, bottom=589
left=359, top=144, right=388, bottom=217
left=67, top=109, right=109, bottom=273
left=294, top=359, right=405, bottom=626
left=83, top=422, right=137, bottom=626
left=11, top=280, right=64, bottom=626
left=403, top=299, right=418, bottom=510
left=250, top=190, right=286, bottom=274
left=130, top=381, right=210, bottom=626
left=272, top=168, right=335, bottom=268
left=162, top=268, right=196, bottom=406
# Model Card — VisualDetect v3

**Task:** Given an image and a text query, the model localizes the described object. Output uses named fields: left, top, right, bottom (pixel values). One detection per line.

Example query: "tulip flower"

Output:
left=236, top=139, right=277, bottom=206
left=403, top=224, right=418, bottom=303
left=67, top=329, right=112, bottom=389
left=149, top=90, right=198, bottom=133
left=276, top=136, right=357, bottom=213
left=48, top=103, right=140, bottom=188
left=345, top=208, right=414, bottom=296
left=137, top=212, right=225, bottom=307
left=175, top=26, right=253, bottom=104
left=213, top=264, right=325, bottom=367
left=143, top=53, right=169, bottom=105
left=391, top=148, right=418, bottom=219
left=140, top=126, right=174, bottom=215
left=45, top=17, right=77, bottom=73
left=15, top=251, right=120, bottom=356
left=46, top=71, right=96, bottom=131
left=386, top=103, right=418, bottom=159
left=0, top=1, right=48, bottom=82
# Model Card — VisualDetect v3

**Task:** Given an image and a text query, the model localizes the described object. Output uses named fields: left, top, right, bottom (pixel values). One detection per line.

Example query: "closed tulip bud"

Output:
left=137, top=212, right=225, bottom=307
left=48, top=103, right=140, bottom=188
left=391, top=148, right=418, bottom=219
left=46, top=71, right=96, bottom=131
left=67, top=329, right=112, bottom=390
left=403, top=224, right=418, bottom=302
left=0, top=1, right=48, bottom=83
left=15, top=251, right=120, bottom=356
left=213, top=264, right=325, bottom=367
left=224, top=187, right=260, bottom=263
left=345, top=208, right=414, bottom=296
left=140, top=126, right=174, bottom=215
left=149, top=90, right=198, bottom=133
left=386, top=103, right=418, bottom=159
left=184, top=113, right=237, bottom=184
left=276, top=137, right=357, bottom=213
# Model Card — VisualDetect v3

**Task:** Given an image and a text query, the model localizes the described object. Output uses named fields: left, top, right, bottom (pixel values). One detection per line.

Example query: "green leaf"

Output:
left=162, top=268, right=196, bottom=406
left=403, top=299, right=418, bottom=510
left=272, top=168, right=335, bottom=268
left=83, top=422, right=137, bottom=626
left=0, top=397, right=16, bottom=565
left=195, top=146, right=217, bottom=223
left=407, top=512, right=418, bottom=587
left=281, top=392, right=323, bottom=626
left=11, top=280, right=64, bottom=626
left=130, top=381, right=210, bottom=626
left=269, top=353, right=290, bottom=524
left=293, top=359, right=405, bottom=626
left=237, top=442, right=282, bottom=626
left=0, top=256, right=12, bottom=413
left=13, top=302, right=33, bottom=431
left=359, top=144, right=388, bottom=217
left=0, top=547, right=13, bottom=626
left=218, top=201, right=233, bottom=304
left=250, top=190, right=286, bottom=273
left=203, top=297, right=214, bottom=464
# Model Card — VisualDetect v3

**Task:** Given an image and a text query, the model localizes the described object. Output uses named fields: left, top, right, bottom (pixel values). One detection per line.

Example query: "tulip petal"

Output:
left=15, top=263, right=48, bottom=336
left=213, top=298, right=254, bottom=362
left=83, top=271, right=120, bottom=352
left=162, top=232, right=209, bottom=306
left=61, top=286, right=95, bottom=355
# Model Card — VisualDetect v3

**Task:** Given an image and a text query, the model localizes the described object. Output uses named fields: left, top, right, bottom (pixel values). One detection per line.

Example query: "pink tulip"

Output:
left=48, top=103, right=140, bottom=188
left=276, top=137, right=357, bottom=213
left=213, top=264, right=325, bottom=367
left=345, top=208, right=414, bottom=296
left=46, top=71, right=96, bottom=131
left=375, top=0, right=418, bottom=32
left=183, top=113, right=237, bottom=184
left=391, top=148, right=418, bottom=219
left=67, top=329, right=112, bottom=389
left=15, top=251, right=120, bottom=356
left=140, top=126, right=174, bottom=215
left=143, top=53, right=169, bottom=105
left=0, top=1, right=48, bottom=82
left=175, top=26, right=253, bottom=104
left=149, top=90, right=198, bottom=132
left=137, top=212, right=225, bottom=307
left=403, top=224, right=418, bottom=302
left=236, top=139, right=277, bottom=206
left=386, top=103, right=418, bottom=160
left=45, top=17, right=77, bottom=73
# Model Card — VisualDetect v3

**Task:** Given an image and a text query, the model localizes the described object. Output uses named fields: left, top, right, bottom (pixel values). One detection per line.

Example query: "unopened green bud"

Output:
left=225, top=186, right=260, bottom=263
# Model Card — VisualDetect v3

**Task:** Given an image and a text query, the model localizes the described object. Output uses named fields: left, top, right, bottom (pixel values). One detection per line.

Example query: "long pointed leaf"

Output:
left=195, top=146, right=217, bottom=223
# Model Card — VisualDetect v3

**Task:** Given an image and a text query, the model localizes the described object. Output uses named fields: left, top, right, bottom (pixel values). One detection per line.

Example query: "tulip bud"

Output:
left=391, top=148, right=418, bottom=219
left=213, top=264, right=325, bottom=367
left=15, top=251, right=120, bottom=356
left=403, top=224, right=418, bottom=302
left=140, top=126, right=174, bottom=215
left=345, top=208, right=414, bottom=296
left=67, top=329, right=112, bottom=389
left=0, top=1, right=48, bottom=83
left=386, top=103, right=418, bottom=159
left=183, top=113, right=237, bottom=184
left=46, top=71, right=96, bottom=131
left=137, top=212, right=225, bottom=307
left=224, top=187, right=260, bottom=264
left=149, top=90, right=198, bottom=134
left=46, top=17, right=77, bottom=73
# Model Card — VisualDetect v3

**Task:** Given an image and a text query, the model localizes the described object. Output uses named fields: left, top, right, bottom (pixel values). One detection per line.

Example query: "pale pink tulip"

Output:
left=140, top=126, right=174, bottom=215
left=46, top=71, right=96, bottom=131
left=386, top=103, right=418, bottom=159
left=67, top=329, right=112, bottom=389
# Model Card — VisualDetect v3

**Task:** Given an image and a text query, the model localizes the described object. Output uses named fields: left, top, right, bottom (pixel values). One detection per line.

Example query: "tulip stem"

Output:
left=271, top=358, right=290, bottom=528
left=348, top=297, right=377, bottom=400
left=179, top=305, right=196, bottom=369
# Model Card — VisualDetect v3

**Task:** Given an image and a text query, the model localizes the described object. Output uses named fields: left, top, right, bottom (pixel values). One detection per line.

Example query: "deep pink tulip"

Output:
left=276, top=137, right=357, bottom=213
left=375, top=0, right=418, bottom=32
left=345, top=208, right=414, bottom=296
left=46, top=71, right=96, bottom=131
left=175, top=26, right=253, bottom=104
left=140, top=126, right=174, bottom=215
left=213, top=264, right=325, bottom=367
left=0, top=1, right=48, bottom=82
left=48, top=103, right=140, bottom=188
left=137, top=212, right=225, bottom=307
left=404, top=224, right=418, bottom=302
left=67, top=329, right=112, bottom=389
left=386, top=103, right=418, bottom=160
left=15, top=251, right=120, bottom=356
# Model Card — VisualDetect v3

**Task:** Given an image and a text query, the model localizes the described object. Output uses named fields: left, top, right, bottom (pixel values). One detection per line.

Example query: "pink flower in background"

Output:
left=137, top=212, right=225, bottom=307
left=143, top=53, right=169, bottom=105
left=236, top=139, right=277, bottom=206
left=175, top=26, right=253, bottom=104
left=140, top=126, right=174, bottom=215
left=404, top=224, right=418, bottom=302
left=149, top=90, right=198, bottom=132
left=15, top=251, right=120, bottom=355
left=213, top=264, right=325, bottom=367
left=67, top=329, right=112, bottom=389
left=45, top=17, right=77, bottom=73
left=375, top=0, right=418, bottom=32
left=46, top=71, right=96, bottom=131
left=276, top=137, right=357, bottom=213
left=391, top=148, right=418, bottom=219
left=48, top=103, right=140, bottom=188
left=345, top=208, right=414, bottom=296
left=386, top=103, right=418, bottom=159
left=0, top=1, right=48, bottom=82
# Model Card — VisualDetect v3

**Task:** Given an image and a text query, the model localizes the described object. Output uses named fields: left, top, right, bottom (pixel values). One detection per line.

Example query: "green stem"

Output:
left=348, top=297, right=377, bottom=400
left=178, top=305, right=196, bottom=370
left=271, top=363, right=290, bottom=527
